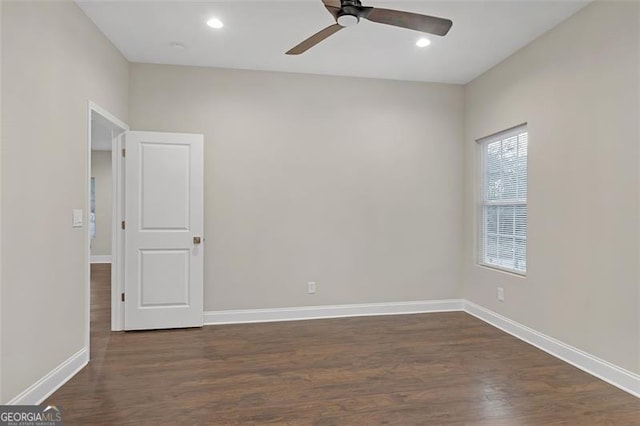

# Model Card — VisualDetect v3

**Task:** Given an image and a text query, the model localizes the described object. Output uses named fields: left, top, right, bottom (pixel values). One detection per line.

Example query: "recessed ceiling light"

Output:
left=416, top=38, right=431, bottom=48
left=206, top=17, right=224, bottom=29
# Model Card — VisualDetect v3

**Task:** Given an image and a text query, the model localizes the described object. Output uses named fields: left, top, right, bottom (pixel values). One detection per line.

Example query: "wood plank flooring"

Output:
left=46, top=264, right=640, bottom=424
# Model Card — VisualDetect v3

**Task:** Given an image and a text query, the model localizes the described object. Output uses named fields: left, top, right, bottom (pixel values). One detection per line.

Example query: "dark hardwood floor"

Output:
left=46, top=264, right=640, bottom=425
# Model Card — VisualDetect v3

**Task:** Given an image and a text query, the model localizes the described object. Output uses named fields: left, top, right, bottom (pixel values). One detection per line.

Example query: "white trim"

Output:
left=464, top=301, right=640, bottom=398
left=89, top=101, right=128, bottom=132
left=90, top=255, right=112, bottom=263
left=87, top=101, right=129, bottom=347
left=477, top=261, right=526, bottom=277
left=204, top=299, right=464, bottom=325
left=111, top=132, right=126, bottom=332
left=7, top=348, right=88, bottom=405
left=476, top=122, right=528, bottom=144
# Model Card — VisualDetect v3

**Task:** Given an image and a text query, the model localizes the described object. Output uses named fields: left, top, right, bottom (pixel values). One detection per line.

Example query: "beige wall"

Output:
left=462, top=1, right=640, bottom=373
left=129, top=64, right=465, bottom=311
left=91, top=151, right=112, bottom=257
left=1, top=0, right=128, bottom=402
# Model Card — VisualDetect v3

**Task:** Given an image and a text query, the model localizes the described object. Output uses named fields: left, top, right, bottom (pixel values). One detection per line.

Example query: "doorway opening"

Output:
left=87, top=102, right=128, bottom=357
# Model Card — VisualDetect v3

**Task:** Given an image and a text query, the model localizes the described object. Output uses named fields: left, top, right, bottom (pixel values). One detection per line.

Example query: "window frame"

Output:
left=477, top=124, right=528, bottom=276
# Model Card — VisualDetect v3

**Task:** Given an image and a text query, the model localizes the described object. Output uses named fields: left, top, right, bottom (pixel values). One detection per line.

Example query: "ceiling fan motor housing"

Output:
left=337, top=11, right=359, bottom=27
left=337, top=1, right=367, bottom=27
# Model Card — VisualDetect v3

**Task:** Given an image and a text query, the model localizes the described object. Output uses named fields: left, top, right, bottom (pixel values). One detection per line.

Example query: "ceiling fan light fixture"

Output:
left=285, top=0, right=452, bottom=55
left=416, top=38, right=431, bottom=47
left=206, top=17, right=224, bottom=29
left=337, top=14, right=359, bottom=27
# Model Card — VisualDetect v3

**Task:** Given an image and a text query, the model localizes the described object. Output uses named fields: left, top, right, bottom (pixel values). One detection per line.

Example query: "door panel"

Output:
left=140, top=142, right=191, bottom=230
left=139, top=249, right=190, bottom=307
left=124, top=131, right=204, bottom=330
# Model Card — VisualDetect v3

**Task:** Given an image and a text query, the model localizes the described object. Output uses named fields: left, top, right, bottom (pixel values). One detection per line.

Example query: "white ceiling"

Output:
left=77, top=0, right=589, bottom=84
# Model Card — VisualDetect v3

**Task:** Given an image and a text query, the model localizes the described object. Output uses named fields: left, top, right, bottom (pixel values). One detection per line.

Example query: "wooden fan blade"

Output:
left=324, top=5, right=340, bottom=20
left=322, top=0, right=341, bottom=8
left=286, top=24, right=343, bottom=55
left=364, top=8, right=453, bottom=36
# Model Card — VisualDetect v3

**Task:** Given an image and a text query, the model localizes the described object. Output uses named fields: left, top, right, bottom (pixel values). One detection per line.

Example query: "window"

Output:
left=478, top=124, right=528, bottom=274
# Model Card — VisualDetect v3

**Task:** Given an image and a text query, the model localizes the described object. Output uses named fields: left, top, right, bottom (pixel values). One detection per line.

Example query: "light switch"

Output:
left=72, top=209, right=83, bottom=228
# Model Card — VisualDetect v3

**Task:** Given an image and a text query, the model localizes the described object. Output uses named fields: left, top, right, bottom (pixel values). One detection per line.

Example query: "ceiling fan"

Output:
left=286, top=0, right=453, bottom=55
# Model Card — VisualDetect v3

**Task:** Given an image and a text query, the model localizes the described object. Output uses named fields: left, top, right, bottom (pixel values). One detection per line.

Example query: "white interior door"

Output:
left=124, top=131, right=204, bottom=330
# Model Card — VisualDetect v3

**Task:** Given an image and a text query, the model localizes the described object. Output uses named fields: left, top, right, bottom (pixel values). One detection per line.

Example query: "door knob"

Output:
left=193, top=236, right=202, bottom=245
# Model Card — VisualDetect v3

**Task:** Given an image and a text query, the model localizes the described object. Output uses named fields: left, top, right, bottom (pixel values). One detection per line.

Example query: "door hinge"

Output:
left=121, top=293, right=125, bottom=302
left=122, top=148, right=126, bottom=158
left=121, top=220, right=126, bottom=230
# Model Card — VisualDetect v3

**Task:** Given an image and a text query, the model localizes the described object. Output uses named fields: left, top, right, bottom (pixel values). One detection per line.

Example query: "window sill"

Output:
left=477, top=262, right=527, bottom=278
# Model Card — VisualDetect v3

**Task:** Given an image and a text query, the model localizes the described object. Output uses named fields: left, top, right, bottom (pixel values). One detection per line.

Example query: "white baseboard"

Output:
left=10, top=298, right=637, bottom=407
left=464, top=301, right=640, bottom=398
left=7, top=347, right=88, bottom=405
left=205, top=299, right=639, bottom=398
left=90, top=255, right=112, bottom=264
left=204, top=299, right=464, bottom=325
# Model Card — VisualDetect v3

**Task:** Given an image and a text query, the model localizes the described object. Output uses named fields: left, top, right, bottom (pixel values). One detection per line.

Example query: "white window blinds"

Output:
left=479, top=125, right=528, bottom=274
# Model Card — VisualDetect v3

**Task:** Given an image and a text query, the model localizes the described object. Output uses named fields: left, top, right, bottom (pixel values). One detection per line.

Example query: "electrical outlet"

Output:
left=497, top=287, right=505, bottom=302
left=307, top=281, right=316, bottom=294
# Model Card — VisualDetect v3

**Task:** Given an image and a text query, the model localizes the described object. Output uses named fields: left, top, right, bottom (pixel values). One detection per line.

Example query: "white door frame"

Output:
left=86, top=101, right=129, bottom=352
